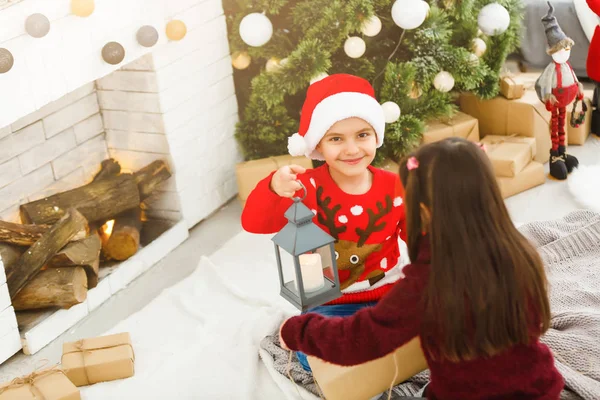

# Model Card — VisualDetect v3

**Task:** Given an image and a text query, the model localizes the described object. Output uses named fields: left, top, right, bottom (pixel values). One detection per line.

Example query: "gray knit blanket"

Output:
left=259, top=210, right=600, bottom=399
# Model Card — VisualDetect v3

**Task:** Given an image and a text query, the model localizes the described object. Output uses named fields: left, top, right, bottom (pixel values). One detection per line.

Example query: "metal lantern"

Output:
left=272, top=182, right=341, bottom=311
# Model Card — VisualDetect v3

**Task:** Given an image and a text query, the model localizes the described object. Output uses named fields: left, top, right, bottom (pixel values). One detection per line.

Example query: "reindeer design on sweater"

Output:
left=316, top=186, right=393, bottom=290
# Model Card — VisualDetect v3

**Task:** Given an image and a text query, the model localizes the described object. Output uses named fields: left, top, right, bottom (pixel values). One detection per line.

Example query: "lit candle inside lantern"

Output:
left=297, top=253, right=325, bottom=293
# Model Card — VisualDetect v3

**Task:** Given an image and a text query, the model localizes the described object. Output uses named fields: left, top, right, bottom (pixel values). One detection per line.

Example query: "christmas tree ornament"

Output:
left=136, top=25, right=159, bottom=47
left=239, top=12, right=273, bottom=47
left=471, top=37, right=487, bottom=57
left=468, top=53, right=479, bottom=66
left=534, top=2, right=581, bottom=180
left=392, top=0, right=428, bottom=30
left=381, top=101, right=401, bottom=123
left=0, top=48, right=14, bottom=74
left=102, top=42, right=125, bottom=65
left=310, top=72, right=329, bottom=84
left=361, top=15, right=382, bottom=37
left=166, top=20, right=187, bottom=41
left=25, top=13, right=50, bottom=38
left=409, top=82, right=423, bottom=99
left=71, top=0, right=94, bottom=17
left=433, top=71, right=455, bottom=92
left=422, top=1, right=431, bottom=17
left=344, top=36, right=366, bottom=58
left=266, top=58, right=282, bottom=72
left=231, top=51, right=251, bottom=70
left=477, top=3, right=510, bottom=36
left=271, top=181, right=341, bottom=311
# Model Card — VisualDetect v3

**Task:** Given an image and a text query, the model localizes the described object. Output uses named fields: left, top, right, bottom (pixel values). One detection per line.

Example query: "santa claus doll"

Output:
left=535, top=2, right=585, bottom=180
left=586, top=0, right=600, bottom=134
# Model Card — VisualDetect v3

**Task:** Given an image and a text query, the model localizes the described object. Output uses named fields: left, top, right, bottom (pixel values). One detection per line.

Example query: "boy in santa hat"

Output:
left=535, top=1, right=584, bottom=180
left=586, top=0, right=600, bottom=134
left=241, top=74, right=408, bottom=372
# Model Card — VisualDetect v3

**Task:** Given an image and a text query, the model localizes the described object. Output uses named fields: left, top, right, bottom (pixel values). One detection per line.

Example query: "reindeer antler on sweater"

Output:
left=316, top=186, right=347, bottom=239
left=355, top=195, right=393, bottom=247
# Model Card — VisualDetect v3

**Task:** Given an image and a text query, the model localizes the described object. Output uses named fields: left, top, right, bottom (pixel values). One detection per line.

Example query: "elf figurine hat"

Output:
left=542, top=1, right=574, bottom=55
left=287, top=74, right=386, bottom=160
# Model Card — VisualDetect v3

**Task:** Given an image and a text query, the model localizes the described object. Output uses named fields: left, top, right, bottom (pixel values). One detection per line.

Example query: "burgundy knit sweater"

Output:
left=281, top=241, right=564, bottom=400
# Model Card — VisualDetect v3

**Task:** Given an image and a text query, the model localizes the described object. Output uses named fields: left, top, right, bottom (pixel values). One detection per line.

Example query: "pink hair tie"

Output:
left=407, top=156, right=419, bottom=171
left=477, top=142, right=487, bottom=153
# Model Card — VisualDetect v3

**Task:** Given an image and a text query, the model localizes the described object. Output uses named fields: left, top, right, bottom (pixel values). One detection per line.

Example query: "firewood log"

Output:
left=5, top=209, right=89, bottom=299
left=92, top=158, right=121, bottom=182
left=49, top=232, right=101, bottom=288
left=0, top=243, right=24, bottom=268
left=133, top=160, right=172, bottom=200
left=101, top=207, right=142, bottom=261
left=19, top=174, right=140, bottom=226
left=11, top=267, right=87, bottom=310
left=0, top=220, right=87, bottom=246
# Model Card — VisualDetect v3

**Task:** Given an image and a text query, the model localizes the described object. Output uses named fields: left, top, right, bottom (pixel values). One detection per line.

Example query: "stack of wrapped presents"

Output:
left=458, top=73, right=593, bottom=198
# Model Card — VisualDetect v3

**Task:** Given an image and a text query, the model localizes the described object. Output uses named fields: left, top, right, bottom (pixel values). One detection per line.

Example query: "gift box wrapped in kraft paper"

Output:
left=307, top=337, right=428, bottom=400
left=499, top=76, right=526, bottom=100
left=460, top=91, right=554, bottom=164
left=497, top=161, right=546, bottom=199
left=480, top=135, right=536, bottom=178
left=422, top=111, right=480, bottom=144
left=235, top=155, right=313, bottom=207
left=61, top=332, right=134, bottom=387
left=0, top=368, right=80, bottom=400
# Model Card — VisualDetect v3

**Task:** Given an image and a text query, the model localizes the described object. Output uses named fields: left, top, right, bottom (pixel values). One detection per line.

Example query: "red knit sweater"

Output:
left=241, top=164, right=407, bottom=304
left=281, top=241, right=564, bottom=400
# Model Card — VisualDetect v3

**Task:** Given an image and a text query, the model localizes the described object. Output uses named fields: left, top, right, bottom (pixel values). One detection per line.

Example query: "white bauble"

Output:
left=239, top=13, right=273, bottom=47
left=361, top=15, right=382, bottom=37
left=422, top=1, right=430, bottom=17
left=280, top=58, right=289, bottom=66
left=344, top=36, right=366, bottom=58
left=381, top=101, right=401, bottom=123
left=471, top=37, right=487, bottom=57
left=392, top=0, right=428, bottom=30
left=310, top=72, right=329, bottom=84
left=231, top=51, right=251, bottom=70
left=477, top=3, right=510, bottom=36
left=266, top=58, right=282, bottom=72
left=468, top=53, right=479, bottom=66
left=433, top=71, right=455, bottom=93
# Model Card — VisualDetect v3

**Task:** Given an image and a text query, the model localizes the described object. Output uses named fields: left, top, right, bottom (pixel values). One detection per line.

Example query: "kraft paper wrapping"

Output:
left=422, top=111, right=480, bottom=144
left=499, top=76, right=525, bottom=100
left=61, top=332, right=135, bottom=387
left=307, top=337, right=428, bottom=400
left=0, top=368, right=80, bottom=400
left=480, top=135, right=536, bottom=177
left=496, top=161, right=546, bottom=199
left=235, top=155, right=314, bottom=206
left=460, top=92, right=553, bottom=164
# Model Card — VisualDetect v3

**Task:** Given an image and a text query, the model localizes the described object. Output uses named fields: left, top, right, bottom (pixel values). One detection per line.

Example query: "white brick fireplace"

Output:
left=0, top=0, right=241, bottom=360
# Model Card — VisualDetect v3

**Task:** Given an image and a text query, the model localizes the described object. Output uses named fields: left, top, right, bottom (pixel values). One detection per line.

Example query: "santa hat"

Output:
left=287, top=74, right=386, bottom=160
left=542, top=2, right=574, bottom=55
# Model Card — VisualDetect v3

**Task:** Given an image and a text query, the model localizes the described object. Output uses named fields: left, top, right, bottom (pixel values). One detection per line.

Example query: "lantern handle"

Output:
left=293, top=180, right=308, bottom=202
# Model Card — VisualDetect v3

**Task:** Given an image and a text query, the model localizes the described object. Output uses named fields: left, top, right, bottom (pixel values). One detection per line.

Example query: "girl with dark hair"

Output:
left=279, top=138, right=563, bottom=399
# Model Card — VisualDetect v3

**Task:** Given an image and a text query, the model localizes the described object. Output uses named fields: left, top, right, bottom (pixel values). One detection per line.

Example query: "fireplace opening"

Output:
left=0, top=55, right=189, bottom=355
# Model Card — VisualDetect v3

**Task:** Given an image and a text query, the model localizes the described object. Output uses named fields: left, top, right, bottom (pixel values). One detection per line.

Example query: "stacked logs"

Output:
left=0, top=159, right=171, bottom=311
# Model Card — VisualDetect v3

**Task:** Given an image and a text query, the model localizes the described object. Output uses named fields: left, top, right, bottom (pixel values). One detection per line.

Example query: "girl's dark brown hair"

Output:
left=399, top=137, right=550, bottom=362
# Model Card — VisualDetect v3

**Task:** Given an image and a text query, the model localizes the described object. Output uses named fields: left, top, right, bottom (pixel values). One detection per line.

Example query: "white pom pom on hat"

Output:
left=289, top=74, right=386, bottom=160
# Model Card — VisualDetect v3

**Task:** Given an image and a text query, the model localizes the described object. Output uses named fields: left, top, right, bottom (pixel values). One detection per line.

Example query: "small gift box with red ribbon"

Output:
left=61, top=332, right=135, bottom=387
left=0, top=367, right=80, bottom=400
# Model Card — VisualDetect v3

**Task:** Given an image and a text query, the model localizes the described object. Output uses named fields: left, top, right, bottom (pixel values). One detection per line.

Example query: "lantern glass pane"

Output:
left=277, top=245, right=299, bottom=295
